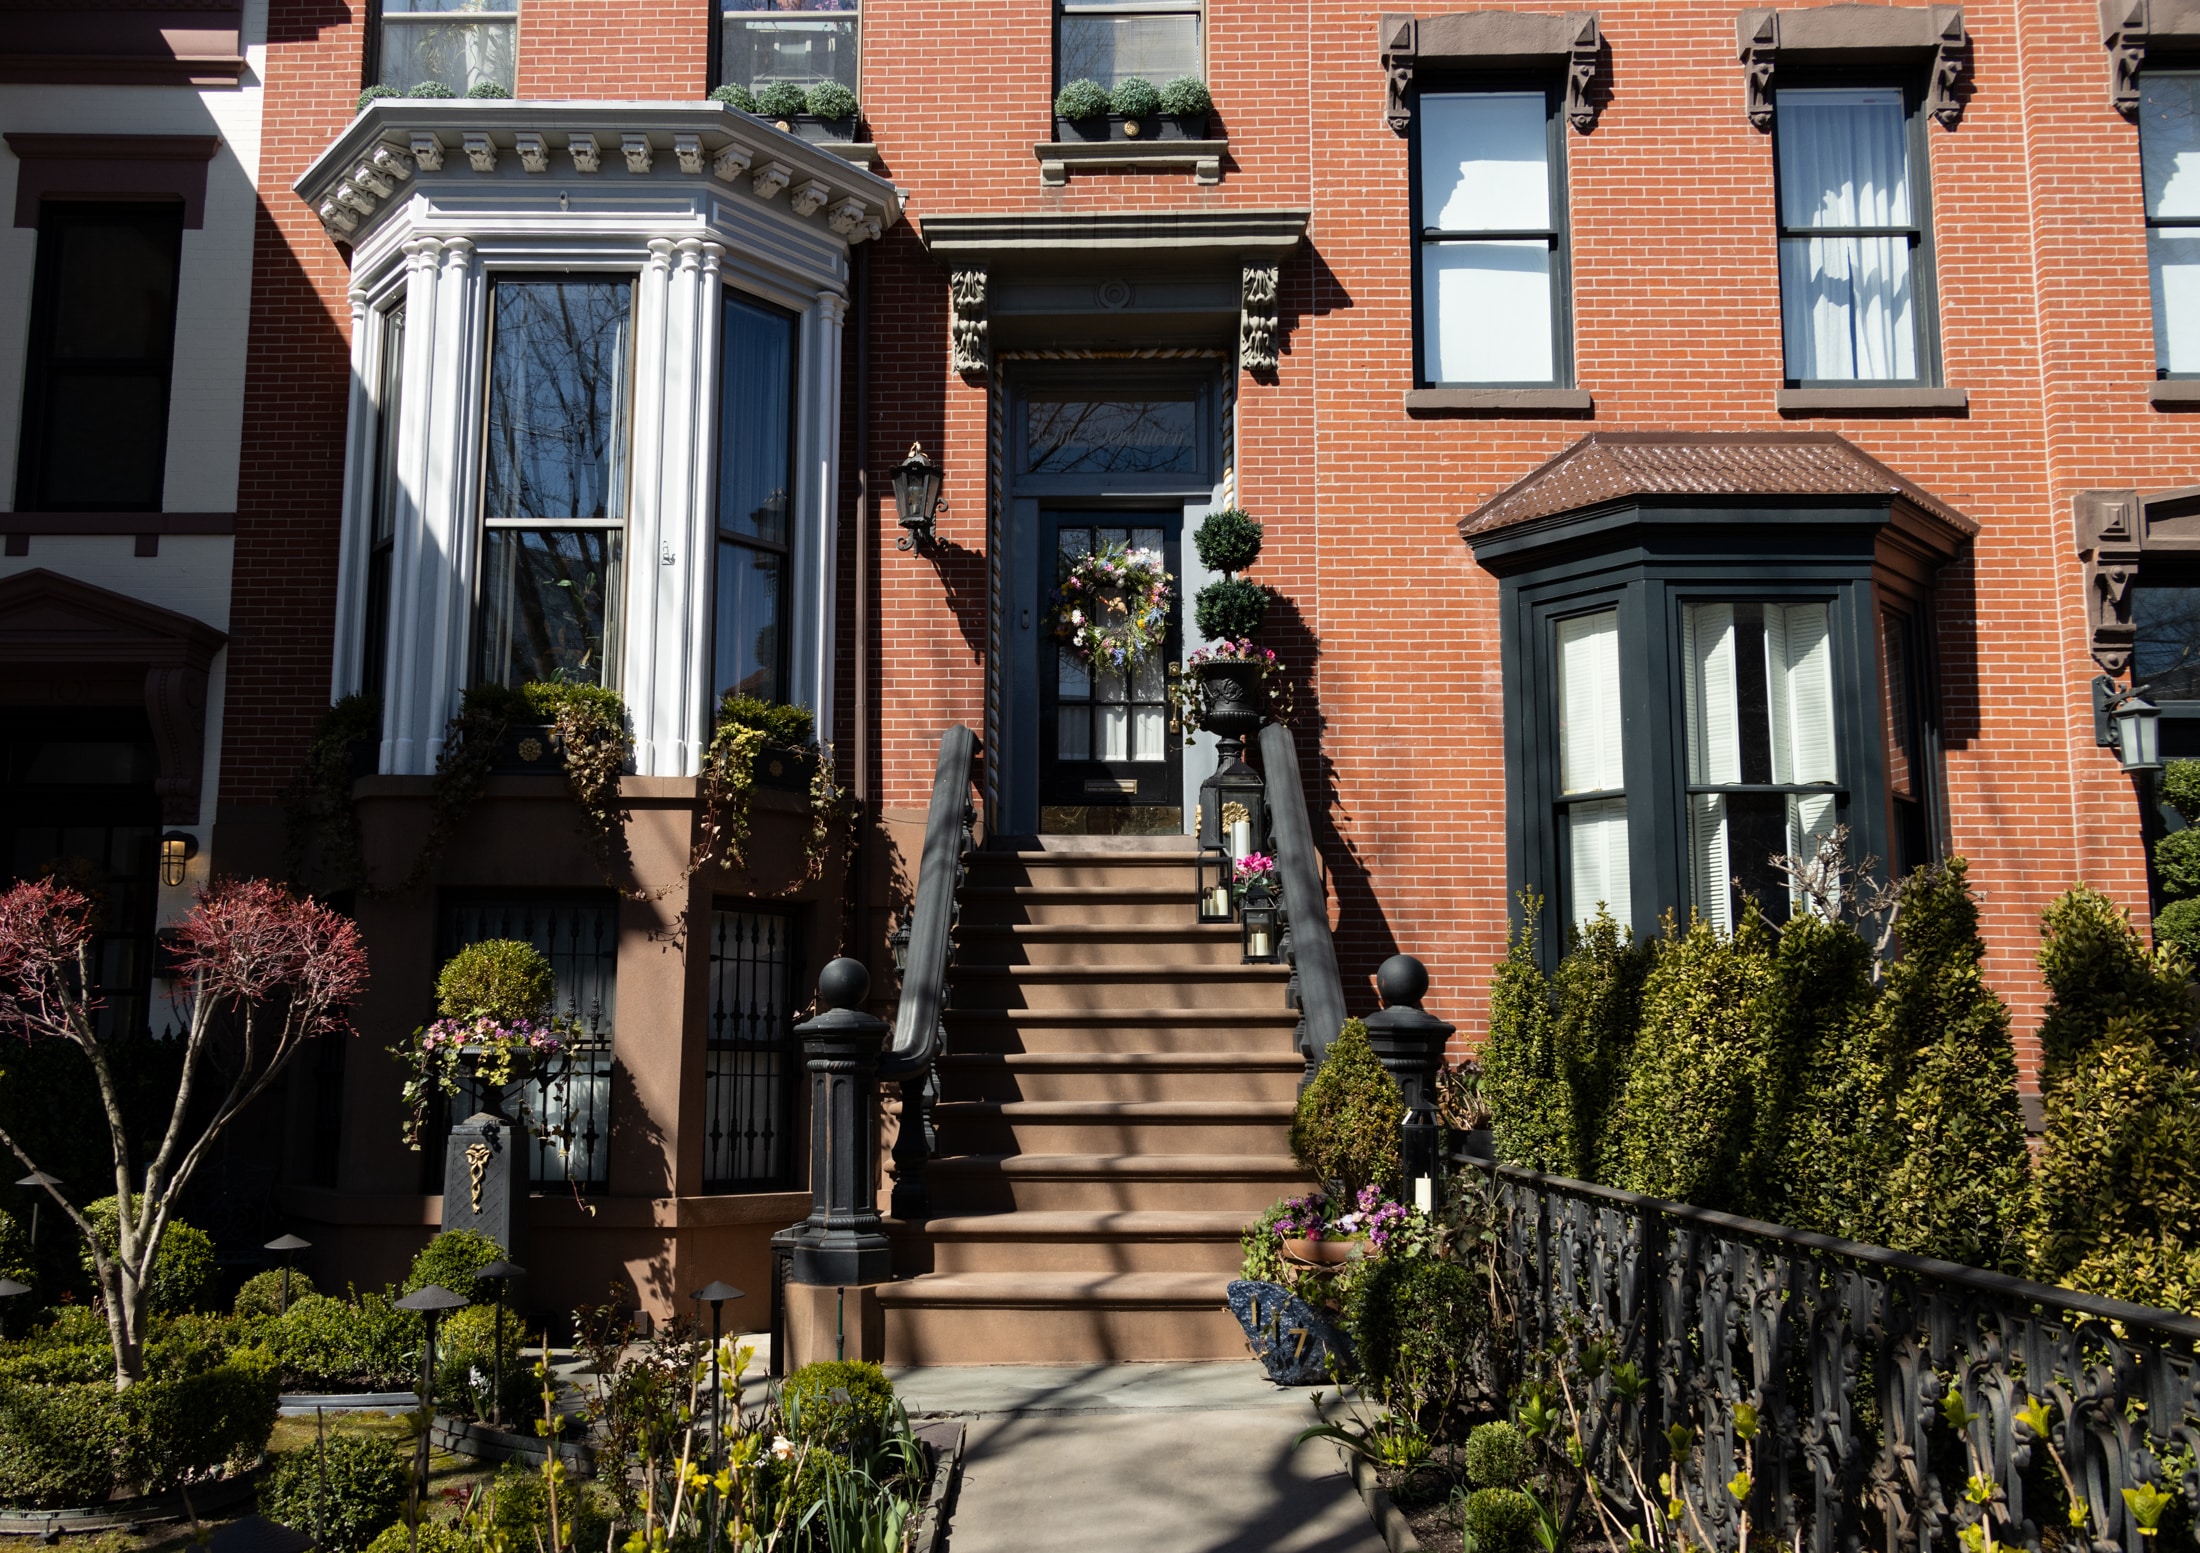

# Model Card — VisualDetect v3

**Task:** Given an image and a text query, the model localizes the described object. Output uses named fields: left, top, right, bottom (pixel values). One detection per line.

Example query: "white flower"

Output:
left=770, top=1435, right=794, bottom=1461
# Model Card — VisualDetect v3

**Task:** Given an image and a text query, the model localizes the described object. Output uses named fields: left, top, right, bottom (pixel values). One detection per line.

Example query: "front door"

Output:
left=1038, top=513, right=1182, bottom=832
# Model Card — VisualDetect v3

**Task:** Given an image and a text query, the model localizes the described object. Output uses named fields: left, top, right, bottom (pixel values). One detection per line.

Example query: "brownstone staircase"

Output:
left=879, top=840, right=1306, bottom=1363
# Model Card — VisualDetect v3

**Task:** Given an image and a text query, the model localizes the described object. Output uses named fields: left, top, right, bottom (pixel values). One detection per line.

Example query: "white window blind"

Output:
left=1776, top=88, right=1918, bottom=382
left=1557, top=610, right=1628, bottom=928
left=2144, top=74, right=2200, bottom=374
left=1419, top=92, right=1558, bottom=385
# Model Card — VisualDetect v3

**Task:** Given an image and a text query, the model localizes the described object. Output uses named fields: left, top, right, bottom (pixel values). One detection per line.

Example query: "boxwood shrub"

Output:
left=1159, top=76, right=1212, bottom=116
left=1109, top=77, right=1161, bottom=118
left=710, top=84, right=760, bottom=113
left=403, top=1229, right=508, bottom=1305
left=236, top=1267, right=319, bottom=1319
left=260, top=1434, right=409, bottom=1553
left=1289, top=1019, right=1402, bottom=1201
left=756, top=81, right=807, bottom=119
left=781, top=1359, right=895, bottom=1451
left=804, top=81, right=856, bottom=121
left=79, top=1200, right=217, bottom=1314
left=1053, top=79, right=1109, bottom=121
left=264, top=1292, right=417, bottom=1391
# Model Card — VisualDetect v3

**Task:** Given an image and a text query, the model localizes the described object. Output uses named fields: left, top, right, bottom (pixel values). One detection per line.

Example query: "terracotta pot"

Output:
left=1281, top=1236, right=1358, bottom=1267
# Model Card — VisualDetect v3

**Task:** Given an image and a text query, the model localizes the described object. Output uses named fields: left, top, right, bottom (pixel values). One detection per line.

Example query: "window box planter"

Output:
left=492, top=722, right=563, bottom=775
left=753, top=741, right=819, bottom=794
left=752, top=111, right=859, bottom=145
left=1053, top=112, right=1208, bottom=143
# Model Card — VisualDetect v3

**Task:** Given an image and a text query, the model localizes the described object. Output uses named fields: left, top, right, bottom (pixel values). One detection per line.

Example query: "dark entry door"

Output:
left=1039, top=513, right=1182, bottom=823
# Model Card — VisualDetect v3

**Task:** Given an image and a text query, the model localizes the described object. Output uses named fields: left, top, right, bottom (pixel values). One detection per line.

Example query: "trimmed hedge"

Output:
left=0, top=1352, right=277, bottom=1506
left=263, top=1292, right=417, bottom=1391
left=261, top=1434, right=408, bottom=1553
left=403, top=1229, right=506, bottom=1304
left=782, top=1360, right=895, bottom=1452
left=1290, top=1020, right=1402, bottom=1200
left=80, top=1200, right=216, bottom=1314
left=435, top=940, right=553, bottom=1024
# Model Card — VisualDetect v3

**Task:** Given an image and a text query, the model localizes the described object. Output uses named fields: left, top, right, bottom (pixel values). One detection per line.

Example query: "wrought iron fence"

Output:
left=703, top=905, right=800, bottom=1191
left=1453, top=1147, right=2200, bottom=1553
left=432, top=892, right=618, bottom=1189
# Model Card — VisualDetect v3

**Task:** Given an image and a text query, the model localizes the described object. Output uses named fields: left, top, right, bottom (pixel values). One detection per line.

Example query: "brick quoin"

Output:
left=234, top=0, right=2194, bottom=1079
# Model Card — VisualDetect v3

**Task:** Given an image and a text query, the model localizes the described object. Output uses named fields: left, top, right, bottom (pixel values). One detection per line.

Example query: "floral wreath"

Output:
left=1049, top=542, right=1173, bottom=672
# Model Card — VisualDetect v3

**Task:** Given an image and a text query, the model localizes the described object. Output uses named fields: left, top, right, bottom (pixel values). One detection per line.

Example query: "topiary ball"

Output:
left=1159, top=76, right=1212, bottom=116
left=804, top=81, right=857, bottom=121
left=780, top=1359, right=895, bottom=1451
left=465, top=81, right=510, bottom=99
left=2163, top=759, right=2200, bottom=825
left=1464, top=1421, right=1532, bottom=1490
left=1110, top=77, right=1161, bottom=118
left=235, top=1267, right=319, bottom=1320
left=402, top=1228, right=507, bottom=1304
left=1054, top=79, right=1110, bottom=121
left=1290, top=1019, right=1404, bottom=1200
left=407, top=81, right=457, bottom=98
left=1463, top=1487, right=1540, bottom=1553
left=2156, top=895, right=2200, bottom=964
left=357, top=85, right=402, bottom=113
left=79, top=1200, right=216, bottom=1314
left=1193, top=508, right=1263, bottom=575
left=435, top=938, right=555, bottom=1024
left=2156, top=828, right=2200, bottom=901
left=1195, top=577, right=1271, bottom=643
left=756, top=81, right=807, bottom=120
left=711, top=83, right=761, bottom=113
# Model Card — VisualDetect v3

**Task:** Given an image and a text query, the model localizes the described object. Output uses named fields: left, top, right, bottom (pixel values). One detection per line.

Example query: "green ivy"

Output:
left=717, top=693, right=817, bottom=749
left=1290, top=1019, right=1403, bottom=1200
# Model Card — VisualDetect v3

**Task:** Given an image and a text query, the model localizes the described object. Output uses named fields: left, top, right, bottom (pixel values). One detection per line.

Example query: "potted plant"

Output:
left=1173, top=508, right=1291, bottom=745
left=717, top=693, right=819, bottom=792
left=714, top=81, right=860, bottom=144
left=1053, top=76, right=1211, bottom=142
left=396, top=939, right=573, bottom=1149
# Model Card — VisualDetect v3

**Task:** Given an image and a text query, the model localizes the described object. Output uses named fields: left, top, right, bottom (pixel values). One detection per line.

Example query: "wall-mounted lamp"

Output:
left=888, top=922, right=911, bottom=972
left=889, top=443, right=944, bottom=551
left=158, top=831, right=199, bottom=888
left=2094, top=675, right=2164, bottom=775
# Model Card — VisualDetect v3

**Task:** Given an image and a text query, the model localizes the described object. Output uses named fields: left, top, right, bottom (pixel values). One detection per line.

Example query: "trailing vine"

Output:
left=284, top=694, right=381, bottom=891
left=693, top=720, right=768, bottom=875
left=535, top=682, right=634, bottom=878
left=394, top=684, right=524, bottom=895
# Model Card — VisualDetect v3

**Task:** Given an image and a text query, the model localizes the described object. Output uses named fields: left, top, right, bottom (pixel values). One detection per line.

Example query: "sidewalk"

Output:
left=889, top=1363, right=1384, bottom=1553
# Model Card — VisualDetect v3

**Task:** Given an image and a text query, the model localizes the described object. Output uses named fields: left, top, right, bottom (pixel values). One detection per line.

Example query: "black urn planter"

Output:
left=1053, top=112, right=1207, bottom=143
left=1195, top=659, right=1269, bottom=748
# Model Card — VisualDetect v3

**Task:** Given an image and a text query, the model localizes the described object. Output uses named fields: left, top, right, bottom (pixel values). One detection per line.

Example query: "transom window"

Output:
left=475, top=278, right=632, bottom=691
left=1414, top=89, right=1569, bottom=387
left=720, top=0, right=857, bottom=96
left=1025, top=400, right=1199, bottom=475
left=1774, top=86, right=1937, bottom=385
left=2142, top=73, right=2200, bottom=377
left=377, top=0, right=518, bottom=96
left=1056, top=0, right=1201, bottom=93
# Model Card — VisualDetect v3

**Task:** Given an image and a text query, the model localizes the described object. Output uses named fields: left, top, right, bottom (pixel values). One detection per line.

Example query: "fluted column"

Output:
left=622, top=238, right=677, bottom=775
left=680, top=244, right=726, bottom=775
left=414, top=237, right=481, bottom=774
left=330, top=288, right=377, bottom=703
left=789, top=288, right=847, bottom=742
left=384, top=237, right=446, bottom=774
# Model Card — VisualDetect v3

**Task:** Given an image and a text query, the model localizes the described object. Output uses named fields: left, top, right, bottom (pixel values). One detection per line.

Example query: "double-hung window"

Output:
left=2143, top=73, right=2200, bottom=378
left=476, top=279, right=632, bottom=691
left=719, top=0, right=858, bottom=96
left=376, top=0, right=518, bottom=96
left=1774, top=86, right=1939, bottom=384
left=714, top=293, right=798, bottom=707
left=1056, top=0, right=1201, bottom=93
left=1556, top=611, right=1628, bottom=929
left=1415, top=90, right=1569, bottom=387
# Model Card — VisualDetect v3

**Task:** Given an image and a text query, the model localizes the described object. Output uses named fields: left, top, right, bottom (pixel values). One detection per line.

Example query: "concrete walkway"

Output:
left=889, top=1363, right=1384, bottom=1553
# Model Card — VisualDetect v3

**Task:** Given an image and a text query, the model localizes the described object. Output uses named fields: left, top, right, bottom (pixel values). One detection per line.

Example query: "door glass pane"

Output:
left=478, top=528, right=622, bottom=688
left=1419, top=93, right=1549, bottom=230
left=2142, top=75, right=2200, bottom=219
left=2136, top=585, right=2200, bottom=699
left=1056, top=13, right=1199, bottom=91
left=1026, top=401, right=1197, bottom=474
left=1098, top=706, right=1129, bottom=761
left=1423, top=242, right=1554, bottom=384
left=1556, top=610, right=1623, bottom=794
left=379, top=17, right=516, bottom=95
left=485, top=280, right=632, bottom=523
left=1057, top=709, right=1091, bottom=761
left=2150, top=231, right=2200, bottom=374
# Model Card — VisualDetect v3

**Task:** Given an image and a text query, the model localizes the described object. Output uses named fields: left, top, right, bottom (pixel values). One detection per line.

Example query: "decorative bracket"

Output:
left=950, top=268, right=989, bottom=379
left=1239, top=263, right=1281, bottom=374
left=2077, top=489, right=2143, bottom=677
left=1377, top=11, right=1602, bottom=135
left=1735, top=6, right=1970, bottom=131
left=2100, top=0, right=2200, bottom=117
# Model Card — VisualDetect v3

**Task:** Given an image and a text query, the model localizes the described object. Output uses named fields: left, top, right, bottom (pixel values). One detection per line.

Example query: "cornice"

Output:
left=916, top=209, right=1309, bottom=260
left=294, top=101, right=901, bottom=250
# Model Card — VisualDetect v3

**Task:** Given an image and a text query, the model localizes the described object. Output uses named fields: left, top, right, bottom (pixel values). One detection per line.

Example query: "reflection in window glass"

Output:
left=486, top=281, right=632, bottom=523
left=1057, top=2, right=1200, bottom=93
left=2136, top=584, right=2200, bottom=700
left=1025, top=400, right=1197, bottom=475
left=715, top=293, right=797, bottom=706
left=2144, top=75, right=2200, bottom=374
left=1556, top=611, right=1628, bottom=930
left=1776, top=88, right=1919, bottom=383
left=380, top=0, right=517, bottom=95
left=721, top=0, right=857, bottom=93
left=477, top=528, right=622, bottom=688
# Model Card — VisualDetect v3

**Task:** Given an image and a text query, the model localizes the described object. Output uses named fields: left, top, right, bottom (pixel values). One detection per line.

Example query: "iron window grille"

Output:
left=428, top=892, right=618, bottom=1191
left=2142, top=71, right=2200, bottom=378
left=703, top=905, right=802, bottom=1192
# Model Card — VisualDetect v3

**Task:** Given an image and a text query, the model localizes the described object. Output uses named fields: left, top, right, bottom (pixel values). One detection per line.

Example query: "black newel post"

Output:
left=788, top=958, right=894, bottom=1285
left=1361, top=954, right=1455, bottom=1207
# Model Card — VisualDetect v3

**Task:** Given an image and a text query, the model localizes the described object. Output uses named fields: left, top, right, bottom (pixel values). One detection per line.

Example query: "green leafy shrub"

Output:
left=0, top=1381, right=119, bottom=1506
left=1239, top=1199, right=1289, bottom=1284
left=404, top=1229, right=506, bottom=1304
left=2163, top=759, right=2200, bottom=822
left=711, top=84, right=760, bottom=112
left=118, top=1355, right=279, bottom=1491
left=261, top=1434, right=409, bottom=1553
left=480, top=1462, right=613, bottom=1553
left=1347, top=1256, right=1484, bottom=1431
left=2155, top=895, right=2200, bottom=963
left=236, top=1267, right=319, bottom=1319
left=1462, top=1487, right=1540, bottom=1553
left=1606, top=912, right=1777, bottom=1210
left=435, top=1302, right=532, bottom=1422
left=717, top=693, right=816, bottom=749
left=2155, top=828, right=2200, bottom=900
left=756, top=81, right=807, bottom=119
left=464, top=81, right=509, bottom=98
left=1109, top=77, right=1161, bottom=117
left=357, top=86, right=401, bottom=112
left=1192, top=508, right=1262, bottom=575
left=1552, top=910, right=1648, bottom=1179
left=1291, top=1020, right=1403, bottom=1200
left=364, top=1521, right=471, bottom=1553
left=1464, top=1421, right=1530, bottom=1490
left=1159, top=76, right=1212, bottom=116
left=2038, top=882, right=2193, bottom=1080
left=406, top=81, right=456, bottom=98
left=1480, top=907, right=1572, bottom=1173
left=266, top=1292, right=417, bottom=1391
left=1054, top=78, right=1109, bottom=120
left=80, top=1199, right=215, bottom=1314
left=782, top=1359, right=895, bottom=1451
left=804, top=81, right=857, bottom=120
left=435, top=939, right=554, bottom=1024
left=1764, top=913, right=1886, bottom=1240
left=1193, top=577, right=1270, bottom=642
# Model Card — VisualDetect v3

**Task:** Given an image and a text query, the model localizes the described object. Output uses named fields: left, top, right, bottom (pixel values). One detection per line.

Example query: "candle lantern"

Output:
left=1240, top=878, right=1281, bottom=963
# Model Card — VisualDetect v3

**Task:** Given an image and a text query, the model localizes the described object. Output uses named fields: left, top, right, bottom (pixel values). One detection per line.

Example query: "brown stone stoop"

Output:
left=879, top=841, right=1305, bottom=1364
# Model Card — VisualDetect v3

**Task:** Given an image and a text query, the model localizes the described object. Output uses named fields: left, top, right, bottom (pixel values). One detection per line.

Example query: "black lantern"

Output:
left=1240, top=878, right=1281, bottom=963
left=888, top=922, right=912, bottom=972
left=889, top=443, right=943, bottom=551
left=1212, top=759, right=1266, bottom=865
left=2095, top=675, right=2165, bottom=774
left=1196, top=842, right=1235, bottom=922
left=158, top=831, right=199, bottom=887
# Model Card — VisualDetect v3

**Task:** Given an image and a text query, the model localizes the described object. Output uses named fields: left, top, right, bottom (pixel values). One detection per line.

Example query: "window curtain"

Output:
left=1777, top=89, right=1915, bottom=382
left=1557, top=611, right=1628, bottom=928
left=2144, top=75, right=2200, bottom=373
left=1683, top=603, right=1838, bottom=929
left=1420, top=93, right=1555, bottom=384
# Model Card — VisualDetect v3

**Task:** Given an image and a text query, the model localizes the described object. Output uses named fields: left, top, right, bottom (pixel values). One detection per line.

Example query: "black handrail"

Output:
left=879, top=724, right=977, bottom=1219
left=1258, top=721, right=1347, bottom=1080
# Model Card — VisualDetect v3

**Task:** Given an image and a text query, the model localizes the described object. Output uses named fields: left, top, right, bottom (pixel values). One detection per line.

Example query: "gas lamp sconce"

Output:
left=2094, top=674, right=2163, bottom=776
left=890, top=443, right=946, bottom=552
left=158, top=831, right=200, bottom=888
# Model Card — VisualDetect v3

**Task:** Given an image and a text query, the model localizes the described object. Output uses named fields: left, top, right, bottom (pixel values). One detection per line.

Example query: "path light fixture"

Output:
left=476, top=1260, right=526, bottom=1428
left=158, top=831, right=198, bottom=887
left=690, top=1280, right=746, bottom=1465
left=15, top=1172, right=58, bottom=1245
left=889, top=443, right=943, bottom=551
left=1240, top=878, right=1280, bottom=964
left=392, top=1284, right=469, bottom=1553
left=264, top=1234, right=311, bottom=1314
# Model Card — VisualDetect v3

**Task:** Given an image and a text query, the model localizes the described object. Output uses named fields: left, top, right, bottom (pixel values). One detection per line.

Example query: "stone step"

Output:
left=941, top=1008, right=1304, bottom=1056
left=877, top=1272, right=1246, bottom=1364
left=965, top=851, right=1201, bottom=892
left=894, top=1210, right=1251, bottom=1274
left=955, top=922, right=1248, bottom=967
left=937, top=1051, right=1305, bottom=1104
left=959, top=884, right=1203, bottom=926
left=923, top=1152, right=1305, bottom=1214
left=948, top=963, right=1294, bottom=1012
left=934, top=1099, right=1294, bottom=1155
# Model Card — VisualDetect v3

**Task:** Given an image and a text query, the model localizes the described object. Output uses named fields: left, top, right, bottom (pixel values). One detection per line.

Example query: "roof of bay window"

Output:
left=1458, top=430, right=1977, bottom=540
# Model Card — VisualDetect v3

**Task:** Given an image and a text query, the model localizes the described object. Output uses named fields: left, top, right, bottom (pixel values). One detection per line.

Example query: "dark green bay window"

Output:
left=1467, top=433, right=1970, bottom=961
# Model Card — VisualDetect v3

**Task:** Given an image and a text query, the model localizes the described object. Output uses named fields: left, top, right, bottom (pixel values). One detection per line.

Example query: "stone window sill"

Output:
left=2150, top=379, right=2200, bottom=409
left=1405, top=387, right=1593, bottom=416
left=822, top=142, right=877, bottom=169
left=1034, top=139, right=1225, bottom=187
left=1775, top=386, right=1968, bottom=414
